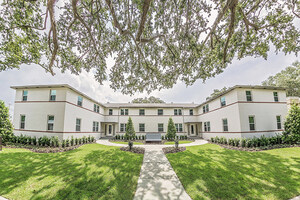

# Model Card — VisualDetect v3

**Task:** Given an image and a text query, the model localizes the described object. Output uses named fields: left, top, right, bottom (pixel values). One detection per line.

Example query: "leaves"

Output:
left=0, top=0, right=299, bottom=94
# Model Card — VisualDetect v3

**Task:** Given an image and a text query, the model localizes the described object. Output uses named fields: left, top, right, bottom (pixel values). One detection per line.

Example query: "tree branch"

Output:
left=47, top=0, right=57, bottom=75
left=136, top=0, right=152, bottom=41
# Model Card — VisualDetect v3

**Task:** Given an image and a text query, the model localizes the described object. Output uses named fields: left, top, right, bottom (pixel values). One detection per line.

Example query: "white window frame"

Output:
left=204, top=121, right=211, bottom=132
left=222, top=118, right=228, bottom=132
left=50, top=90, right=56, bottom=101
left=20, top=115, right=26, bottom=129
left=47, top=115, right=54, bottom=131
left=158, top=109, right=163, bottom=115
left=246, top=91, right=252, bottom=102
left=139, top=109, right=145, bottom=116
left=273, top=92, right=279, bottom=102
left=174, top=109, right=182, bottom=116
left=76, top=118, right=81, bottom=132
left=93, top=121, right=99, bottom=132
left=77, top=96, right=83, bottom=106
left=158, top=123, right=164, bottom=132
left=276, top=115, right=282, bottom=129
left=121, top=109, right=129, bottom=115
left=120, top=123, right=127, bottom=132
left=220, top=97, right=226, bottom=107
left=175, top=123, right=183, bottom=132
left=22, top=90, right=28, bottom=101
left=109, top=109, right=113, bottom=115
left=248, top=116, right=255, bottom=131
left=189, top=109, right=194, bottom=115
left=139, top=123, right=145, bottom=132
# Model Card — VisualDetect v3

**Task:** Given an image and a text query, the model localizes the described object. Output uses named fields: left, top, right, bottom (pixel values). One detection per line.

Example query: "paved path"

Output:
left=0, top=196, right=8, bottom=200
left=96, top=139, right=207, bottom=200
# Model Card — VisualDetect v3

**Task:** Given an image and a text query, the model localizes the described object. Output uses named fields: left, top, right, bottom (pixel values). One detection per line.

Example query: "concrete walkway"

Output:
left=133, top=148, right=191, bottom=200
left=96, top=139, right=207, bottom=200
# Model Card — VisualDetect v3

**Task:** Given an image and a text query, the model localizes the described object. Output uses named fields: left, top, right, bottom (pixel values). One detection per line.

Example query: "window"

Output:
left=204, top=122, right=211, bottom=132
left=77, top=96, right=83, bottom=106
left=203, top=104, right=209, bottom=113
left=120, top=123, right=127, bottom=132
left=22, top=90, right=28, bottom=101
left=220, top=97, right=226, bottom=107
left=139, top=123, right=145, bottom=132
left=47, top=115, right=54, bottom=131
left=50, top=90, right=56, bottom=101
left=174, top=109, right=182, bottom=115
left=276, top=116, right=282, bottom=129
left=175, top=123, right=183, bottom=132
left=93, top=121, right=99, bottom=132
left=222, top=119, right=228, bottom=132
left=189, top=109, right=194, bottom=115
left=94, top=104, right=100, bottom=113
left=158, top=123, right=164, bottom=132
left=20, top=115, right=26, bottom=129
left=139, top=109, right=145, bottom=116
left=246, top=91, right=252, bottom=101
left=249, top=116, right=255, bottom=131
left=109, top=109, right=113, bottom=115
left=273, top=92, right=279, bottom=102
left=76, top=118, right=81, bottom=131
left=158, top=109, right=163, bottom=115
left=120, top=109, right=129, bottom=115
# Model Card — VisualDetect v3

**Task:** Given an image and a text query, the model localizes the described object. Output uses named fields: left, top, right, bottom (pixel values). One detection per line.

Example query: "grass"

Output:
left=110, top=141, right=144, bottom=145
left=164, top=140, right=194, bottom=145
left=166, top=143, right=300, bottom=200
left=0, top=143, right=143, bottom=200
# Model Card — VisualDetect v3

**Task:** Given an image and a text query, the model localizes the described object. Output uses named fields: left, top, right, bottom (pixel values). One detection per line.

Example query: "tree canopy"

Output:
left=206, top=87, right=228, bottom=100
left=0, top=100, right=14, bottom=144
left=262, top=61, right=300, bottom=97
left=131, top=96, right=165, bottom=103
left=0, top=0, right=299, bottom=94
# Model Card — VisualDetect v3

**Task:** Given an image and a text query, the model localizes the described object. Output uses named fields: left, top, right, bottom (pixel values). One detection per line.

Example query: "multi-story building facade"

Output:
left=11, top=84, right=287, bottom=140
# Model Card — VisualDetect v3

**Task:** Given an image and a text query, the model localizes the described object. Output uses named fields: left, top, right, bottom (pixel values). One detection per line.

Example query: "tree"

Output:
left=0, top=100, right=14, bottom=144
left=166, top=117, right=176, bottom=140
left=206, top=87, right=228, bottom=100
left=0, top=1, right=299, bottom=95
left=125, top=117, right=135, bottom=140
left=283, top=103, right=300, bottom=143
left=262, top=61, right=300, bottom=97
left=132, top=96, right=165, bottom=103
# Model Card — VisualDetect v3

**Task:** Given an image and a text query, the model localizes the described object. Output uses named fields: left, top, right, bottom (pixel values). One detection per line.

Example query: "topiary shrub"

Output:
left=166, top=117, right=176, bottom=140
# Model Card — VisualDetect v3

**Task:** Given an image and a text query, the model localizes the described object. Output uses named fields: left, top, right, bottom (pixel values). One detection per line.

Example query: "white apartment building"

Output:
left=11, top=84, right=287, bottom=140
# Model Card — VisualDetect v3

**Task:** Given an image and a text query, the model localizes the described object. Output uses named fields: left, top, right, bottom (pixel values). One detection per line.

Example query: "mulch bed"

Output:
left=120, top=147, right=145, bottom=154
left=3, top=142, right=95, bottom=153
left=162, top=147, right=186, bottom=154
left=210, top=142, right=300, bottom=152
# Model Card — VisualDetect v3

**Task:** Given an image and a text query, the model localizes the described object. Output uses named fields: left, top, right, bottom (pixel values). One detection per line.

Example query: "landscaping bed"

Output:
left=162, top=147, right=186, bottom=154
left=211, top=142, right=300, bottom=152
left=4, top=142, right=95, bottom=153
left=120, top=146, right=145, bottom=154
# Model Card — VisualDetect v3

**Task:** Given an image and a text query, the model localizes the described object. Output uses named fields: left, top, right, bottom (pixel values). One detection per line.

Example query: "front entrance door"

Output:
left=106, top=124, right=113, bottom=136
left=190, top=124, right=196, bottom=136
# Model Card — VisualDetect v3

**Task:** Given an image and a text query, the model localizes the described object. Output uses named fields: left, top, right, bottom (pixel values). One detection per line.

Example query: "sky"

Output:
left=0, top=50, right=298, bottom=115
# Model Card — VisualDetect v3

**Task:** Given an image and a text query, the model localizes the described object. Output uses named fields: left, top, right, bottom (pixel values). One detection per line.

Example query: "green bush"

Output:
left=284, top=104, right=300, bottom=144
left=166, top=117, right=176, bottom=140
left=71, top=136, right=74, bottom=146
left=66, top=139, right=70, bottom=147
left=0, top=100, right=14, bottom=144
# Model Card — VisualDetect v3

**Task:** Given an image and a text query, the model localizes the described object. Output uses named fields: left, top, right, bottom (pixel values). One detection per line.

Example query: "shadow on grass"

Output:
left=0, top=144, right=143, bottom=200
left=167, top=144, right=300, bottom=200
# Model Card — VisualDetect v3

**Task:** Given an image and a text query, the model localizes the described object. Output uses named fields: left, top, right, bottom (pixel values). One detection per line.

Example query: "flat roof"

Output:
left=11, top=84, right=286, bottom=108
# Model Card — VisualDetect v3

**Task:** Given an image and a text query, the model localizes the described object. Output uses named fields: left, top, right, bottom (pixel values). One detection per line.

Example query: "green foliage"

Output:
left=206, top=87, right=228, bottom=101
left=284, top=104, right=300, bottom=143
left=166, top=118, right=177, bottom=140
left=0, top=100, right=14, bottom=144
left=131, top=96, right=165, bottom=103
left=262, top=61, right=300, bottom=97
left=0, top=1, right=298, bottom=94
left=125, top=117, right=135, bottom=140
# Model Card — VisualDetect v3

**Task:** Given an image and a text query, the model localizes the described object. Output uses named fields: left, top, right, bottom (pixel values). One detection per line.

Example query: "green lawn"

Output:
left=110, top=141, right=144, bottom=145
left=0, top=144, right=143, bottom=200
left=167, top=144, right=300, bottom=200
left=164, top=140, right=194, bottom=145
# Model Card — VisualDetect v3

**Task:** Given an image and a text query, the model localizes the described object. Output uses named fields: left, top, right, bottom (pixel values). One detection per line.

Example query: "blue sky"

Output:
left=0, top=50, right=298, bottom=114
